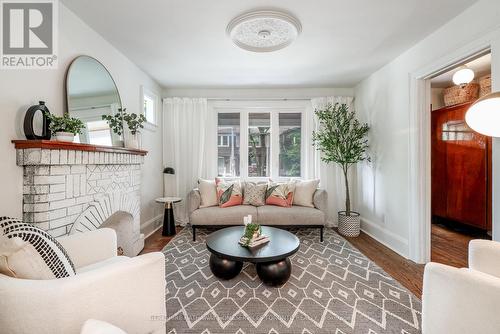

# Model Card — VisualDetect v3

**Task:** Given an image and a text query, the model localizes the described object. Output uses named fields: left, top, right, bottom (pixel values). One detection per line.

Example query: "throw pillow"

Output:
left=243, top=182, right=267, bottom=206
left=265, top=181, right=296, bottom=208
left=216, top=178, right=243, bottom=208
left=293, top=179, right=320, bottom=207
left=0, top=217, right=76, bottom=279
left=198, top=179, right=218, bottom=208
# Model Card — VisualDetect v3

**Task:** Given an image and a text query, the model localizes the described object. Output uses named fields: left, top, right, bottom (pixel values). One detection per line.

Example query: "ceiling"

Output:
left=431, top=53, right=491, bottom=88
left=61, top=0, right=478, bottom=89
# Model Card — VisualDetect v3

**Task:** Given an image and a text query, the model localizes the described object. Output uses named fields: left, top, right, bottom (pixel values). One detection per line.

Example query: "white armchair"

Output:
left=0, top=228, right=166, bottom=334
left=422, top=239, right=500, bottom=334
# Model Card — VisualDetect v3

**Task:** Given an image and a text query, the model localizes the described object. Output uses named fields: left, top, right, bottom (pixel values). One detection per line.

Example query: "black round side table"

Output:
left=155, top=197, right=182, bottom=236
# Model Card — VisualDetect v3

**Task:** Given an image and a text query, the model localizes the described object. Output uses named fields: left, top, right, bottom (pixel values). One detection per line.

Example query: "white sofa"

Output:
left=187, top=188, right=328, bottom=242
left=0, top=228, right=166, bottom=334
left=422, top=239, right=500, bottom=334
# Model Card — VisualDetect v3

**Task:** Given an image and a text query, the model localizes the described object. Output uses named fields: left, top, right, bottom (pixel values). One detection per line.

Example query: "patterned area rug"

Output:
left=163, top=228, right=422, bottom=334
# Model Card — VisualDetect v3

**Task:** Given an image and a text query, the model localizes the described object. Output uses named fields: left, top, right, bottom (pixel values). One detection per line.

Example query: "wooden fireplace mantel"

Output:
left=12, top=140, right=148, bottom=156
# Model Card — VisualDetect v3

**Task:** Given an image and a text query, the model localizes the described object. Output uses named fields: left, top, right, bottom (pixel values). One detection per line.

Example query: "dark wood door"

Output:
left=431, top=102, right=491, bottom=230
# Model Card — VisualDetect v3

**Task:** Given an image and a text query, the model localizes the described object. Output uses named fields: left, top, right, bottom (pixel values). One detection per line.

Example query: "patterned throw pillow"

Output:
left=0, top=217, right=76, bottom=279
left=216, top=178, right=243, bottom=208
left=265, top=181, right=296, bottom=207
left=243, top=182, right=267, bottom=206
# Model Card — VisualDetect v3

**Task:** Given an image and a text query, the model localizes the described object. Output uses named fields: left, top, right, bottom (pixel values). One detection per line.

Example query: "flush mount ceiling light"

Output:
left=452, top=66, right=475, bottom=86
left=226, top=9, right=302, bottom=52
left=465, top=92, right=500, bottom=137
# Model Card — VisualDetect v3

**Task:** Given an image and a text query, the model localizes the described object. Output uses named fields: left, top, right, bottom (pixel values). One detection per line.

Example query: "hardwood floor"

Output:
left=142, top=223, right=486, bottom=300
left=141, top=226, right=183, bottom=255
left=431, top=222, right=490, bottom=268
left=341, top=230, right=425, bottom=298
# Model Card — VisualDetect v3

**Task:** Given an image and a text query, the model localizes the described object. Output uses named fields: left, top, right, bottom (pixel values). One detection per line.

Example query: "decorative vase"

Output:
left=55, top=132, right=75, bottom=143
left=338, top=211, right=361, bottom=237
left=125, top=133, right=139, bottom=149
left=24, top=101, right=51, bottom=140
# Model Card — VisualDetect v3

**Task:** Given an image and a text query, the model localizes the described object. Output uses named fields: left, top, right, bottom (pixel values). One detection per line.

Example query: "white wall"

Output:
left=431, top=88, right=445, bottom=110
left=0, top=4, right=164, bottom=231
left=354, top=0, right=500, bottom=258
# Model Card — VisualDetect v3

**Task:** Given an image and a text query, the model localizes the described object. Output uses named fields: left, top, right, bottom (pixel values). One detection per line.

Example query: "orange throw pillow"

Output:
left=265, top=181, right=296, bottom=207
left=215, top=178, right=243, bottom=208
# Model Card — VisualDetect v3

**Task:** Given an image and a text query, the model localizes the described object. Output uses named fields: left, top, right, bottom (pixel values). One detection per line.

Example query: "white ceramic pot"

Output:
left=338, top=211, right=361, bottom=237
left=125, top=133, right=139, bottom=149
left=55, top=132, right=75, bottom=142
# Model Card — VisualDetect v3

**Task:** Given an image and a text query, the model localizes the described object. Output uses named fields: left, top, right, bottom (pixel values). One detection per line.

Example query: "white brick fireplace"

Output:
left=15, top=142, right=147, bottom=255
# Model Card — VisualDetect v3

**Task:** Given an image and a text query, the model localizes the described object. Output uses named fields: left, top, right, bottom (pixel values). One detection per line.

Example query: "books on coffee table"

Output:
left=239, top=235, right=270, bottom=248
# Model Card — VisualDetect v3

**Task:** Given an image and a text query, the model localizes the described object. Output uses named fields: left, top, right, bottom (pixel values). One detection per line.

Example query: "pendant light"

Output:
left=452, top=66, right=475, bottom=86
left=465, top=92, right=500, bottom=137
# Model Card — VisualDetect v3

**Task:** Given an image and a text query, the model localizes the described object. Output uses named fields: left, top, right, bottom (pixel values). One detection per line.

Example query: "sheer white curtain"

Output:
left=306, top=96, right=355, bottom=225
left=163, top=98, right=217, bottom=224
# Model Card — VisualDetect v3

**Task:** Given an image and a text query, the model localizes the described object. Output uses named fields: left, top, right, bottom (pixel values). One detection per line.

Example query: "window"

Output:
left=215, top=101, right=305, bottom=180
left=217, top=113, right=240, bottom=177
left=87, top=120, right=113, bottom=146
left=248, top=113, right=270, bottom=177
left=279, top=113, right=301, bottom=177
left=141, top=86, right=159, bottom=126
left=218, top=135, right=230, bottom=147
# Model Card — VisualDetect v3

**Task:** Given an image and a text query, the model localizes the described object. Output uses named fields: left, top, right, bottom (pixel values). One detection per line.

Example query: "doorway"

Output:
left=429, top=53, right=492, bottom=268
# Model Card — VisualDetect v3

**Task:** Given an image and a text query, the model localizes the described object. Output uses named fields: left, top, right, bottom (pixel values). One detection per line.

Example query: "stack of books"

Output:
left=239, top=234, right=270, bottom=248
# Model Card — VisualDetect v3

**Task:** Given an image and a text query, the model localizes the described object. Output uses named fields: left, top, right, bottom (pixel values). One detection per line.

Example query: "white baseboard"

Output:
left=141, top=214, right=163, bottom=239
left=360, top=217, right=409, bottom=259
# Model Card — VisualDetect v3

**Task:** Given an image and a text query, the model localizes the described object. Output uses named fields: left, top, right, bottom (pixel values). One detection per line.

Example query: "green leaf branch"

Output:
left=102, top=108, right=147, bottom=136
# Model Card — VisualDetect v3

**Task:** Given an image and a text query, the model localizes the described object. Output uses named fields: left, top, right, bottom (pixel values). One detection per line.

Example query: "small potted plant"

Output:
left=102, top=109, right=124, bottom=146
left=44, top=112, right=85, bottom=142
left=123, top=110, right=146, bottom=149
left=313, top=103, right=370, bottom=237
left=102, top=108, right=146, bottom=149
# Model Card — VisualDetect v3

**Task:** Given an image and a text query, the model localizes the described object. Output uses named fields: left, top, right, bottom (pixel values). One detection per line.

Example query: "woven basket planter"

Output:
left=443, top=82, right=479, bottom=106
left=338, top=211, right=361, bottom=237
left=479, top=74, right=492, bottom=97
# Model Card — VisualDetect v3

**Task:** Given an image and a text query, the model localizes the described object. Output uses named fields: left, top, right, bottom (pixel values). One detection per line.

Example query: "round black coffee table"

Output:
left=206, top=226, right=300, bottom=286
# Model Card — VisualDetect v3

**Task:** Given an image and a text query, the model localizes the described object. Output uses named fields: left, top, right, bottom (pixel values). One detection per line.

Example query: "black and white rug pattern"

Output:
left=164, top=228, right=421, bottom=334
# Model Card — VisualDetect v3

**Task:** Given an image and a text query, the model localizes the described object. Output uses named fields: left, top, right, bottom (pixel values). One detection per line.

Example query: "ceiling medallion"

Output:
left=226, top=9, right=302, bottom=52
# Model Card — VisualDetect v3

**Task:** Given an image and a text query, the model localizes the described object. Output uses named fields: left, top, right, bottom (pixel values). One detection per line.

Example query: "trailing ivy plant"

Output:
left=44, top=112, right=85, bottom=135
left=312, top=103, right=370, bottom=216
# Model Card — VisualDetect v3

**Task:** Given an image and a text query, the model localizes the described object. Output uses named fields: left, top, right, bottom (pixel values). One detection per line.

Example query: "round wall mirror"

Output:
left=66, top=56, right=123, bottom=147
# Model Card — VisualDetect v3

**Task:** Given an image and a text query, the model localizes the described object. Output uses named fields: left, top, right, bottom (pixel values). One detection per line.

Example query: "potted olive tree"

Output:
left=312, top=103, right=370, bottom=237
left=44, top=112, right=85, bottom=142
